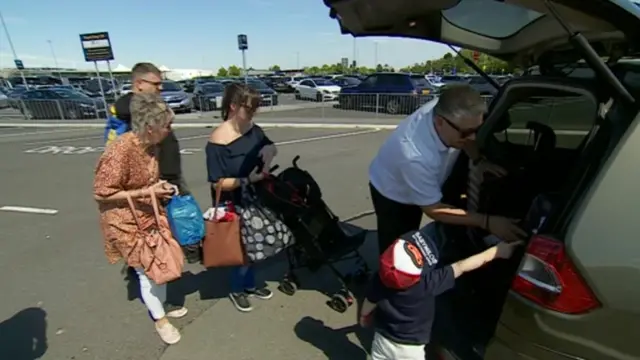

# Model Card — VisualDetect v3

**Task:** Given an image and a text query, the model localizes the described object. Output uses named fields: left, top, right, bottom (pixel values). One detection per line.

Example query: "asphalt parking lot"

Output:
left=0, top=127, right=388, bottom=360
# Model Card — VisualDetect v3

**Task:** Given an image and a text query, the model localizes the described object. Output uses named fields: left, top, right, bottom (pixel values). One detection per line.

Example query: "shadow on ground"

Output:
left=0, top=307, right=48, bottom=360
left=123, top=220, right=380, bottom=310
left=294, top=316, right=370, bottom=360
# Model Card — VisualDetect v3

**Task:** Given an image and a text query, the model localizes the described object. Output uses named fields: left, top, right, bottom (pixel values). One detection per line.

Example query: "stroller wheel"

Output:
left=328, top=293, right=351, bottom=313
left=278, top=280, right=297, bottom=296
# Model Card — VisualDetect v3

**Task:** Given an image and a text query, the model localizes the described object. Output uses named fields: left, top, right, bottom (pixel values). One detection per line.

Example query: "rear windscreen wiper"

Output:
left=448, top=45, right=500, bottom=90
left=544, top=0, right=634, bottom=104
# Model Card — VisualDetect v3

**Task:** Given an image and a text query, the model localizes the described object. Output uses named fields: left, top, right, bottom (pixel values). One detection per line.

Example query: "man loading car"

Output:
left=369, top=84, right=526, bottom=254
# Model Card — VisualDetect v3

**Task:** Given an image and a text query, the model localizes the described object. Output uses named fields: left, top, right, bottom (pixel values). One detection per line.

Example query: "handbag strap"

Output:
left=213, top=180, right=224, bottom=208
left=126, top=192, right=143, bottom=230
left=149, top=187, right=164, bottom=227
left=212, top=180, right=226, bottom=223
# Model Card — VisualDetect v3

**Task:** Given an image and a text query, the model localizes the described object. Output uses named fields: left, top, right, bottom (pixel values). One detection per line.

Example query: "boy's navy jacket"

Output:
left=366, top=223, right=455, bottom=345
left=105, top=93, right=188, bottom=194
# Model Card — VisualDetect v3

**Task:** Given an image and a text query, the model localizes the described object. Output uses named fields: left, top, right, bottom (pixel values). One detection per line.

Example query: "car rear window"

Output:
left=410, top=76, right=430, bottom=87
left=495, top=94, right=597, bottom=149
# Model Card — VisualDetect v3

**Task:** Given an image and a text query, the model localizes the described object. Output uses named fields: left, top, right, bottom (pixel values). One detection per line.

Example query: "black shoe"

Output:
left=246, top=287, right=273, bottom=300
left=229, top=292, right=253, bottom=312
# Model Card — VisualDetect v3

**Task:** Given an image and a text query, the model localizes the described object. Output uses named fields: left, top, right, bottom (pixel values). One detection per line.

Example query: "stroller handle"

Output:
left=269, top=165, right=280, bottom=173
left=292, top=155, right=301, bottom=168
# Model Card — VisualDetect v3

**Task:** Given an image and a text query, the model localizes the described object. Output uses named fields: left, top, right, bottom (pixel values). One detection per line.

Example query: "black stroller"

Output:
left=256, top=155, right=371, bottom=313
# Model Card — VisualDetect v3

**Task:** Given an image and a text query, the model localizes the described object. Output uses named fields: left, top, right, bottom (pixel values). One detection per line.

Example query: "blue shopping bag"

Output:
left=166, top=195, right=206, bottom=246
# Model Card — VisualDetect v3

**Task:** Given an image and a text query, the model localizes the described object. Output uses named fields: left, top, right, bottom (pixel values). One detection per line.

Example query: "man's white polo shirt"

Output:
left=369, top=101, right=460, bottom=207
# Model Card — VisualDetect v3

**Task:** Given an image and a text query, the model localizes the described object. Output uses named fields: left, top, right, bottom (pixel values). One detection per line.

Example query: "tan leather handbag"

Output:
left=126, top=189, right=184, bottom=285
left=202, top=181, right=247, bottom=268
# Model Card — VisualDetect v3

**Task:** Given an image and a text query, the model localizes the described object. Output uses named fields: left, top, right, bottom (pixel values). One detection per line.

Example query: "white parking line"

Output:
left=24, top=135, right=103, bottom=146
left=276, top=128, right=381, bottom=146
left=0, top=129, right=91, bottom=139
left=0, top=206, right=59, bottom=215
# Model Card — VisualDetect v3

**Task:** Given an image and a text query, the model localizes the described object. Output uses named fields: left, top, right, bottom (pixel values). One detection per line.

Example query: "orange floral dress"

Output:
left=93, top=132, right=165, bottom=267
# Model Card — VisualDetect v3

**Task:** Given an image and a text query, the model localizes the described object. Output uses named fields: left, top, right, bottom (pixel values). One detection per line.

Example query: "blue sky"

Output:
left=0, top=0, right=450, bottom=71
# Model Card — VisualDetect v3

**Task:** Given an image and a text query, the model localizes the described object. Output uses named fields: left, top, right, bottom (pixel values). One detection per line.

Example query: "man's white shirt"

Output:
left=369, top=100, right=460, bottom=206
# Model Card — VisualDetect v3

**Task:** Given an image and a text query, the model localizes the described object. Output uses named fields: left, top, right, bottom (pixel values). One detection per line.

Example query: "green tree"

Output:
left=269, top=65, right=281, bottom=71
left=217, top=67, right=228, bottom=77
left=228, top=65, right=241, bottom=76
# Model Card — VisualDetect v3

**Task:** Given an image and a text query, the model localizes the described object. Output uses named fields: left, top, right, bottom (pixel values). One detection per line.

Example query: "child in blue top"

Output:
left=360, top=222, right=522, bottom=360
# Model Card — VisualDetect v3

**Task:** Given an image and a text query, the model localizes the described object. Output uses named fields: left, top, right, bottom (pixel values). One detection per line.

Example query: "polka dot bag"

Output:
left=237, top=183, right=295, bottom=262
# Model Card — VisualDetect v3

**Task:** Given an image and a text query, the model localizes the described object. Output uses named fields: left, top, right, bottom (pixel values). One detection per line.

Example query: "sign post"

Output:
left=79, top=31, right=115, bottom=114
left=341, top=57, right=348, bottom=72
left=106, top=61, right=118, bottom=99
left=0, top=11, right=28, bottom=88
left=237, top=34, right=248, bottom=84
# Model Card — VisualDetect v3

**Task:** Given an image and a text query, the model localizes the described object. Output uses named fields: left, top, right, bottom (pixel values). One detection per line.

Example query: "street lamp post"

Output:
left=0, top=11, right=27, bottom=87
left=374, top=42, right=378, bottom=69
left=47, top=40, right=64, bottom=82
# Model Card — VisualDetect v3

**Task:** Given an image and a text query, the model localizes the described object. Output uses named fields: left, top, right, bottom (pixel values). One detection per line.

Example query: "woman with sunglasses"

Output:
left=368, top=84, right=527, bottom=255
left=205, top=82, right=277, bottom=312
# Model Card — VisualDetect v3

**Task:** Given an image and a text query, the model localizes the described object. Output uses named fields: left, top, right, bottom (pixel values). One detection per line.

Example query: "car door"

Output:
left=192, top=85, right=203, bottom=109
left=298, top=80, right=314, bottom=99
left=353, top=75, right=378, bottom=110
left=23, top=90, right=51, bottom=118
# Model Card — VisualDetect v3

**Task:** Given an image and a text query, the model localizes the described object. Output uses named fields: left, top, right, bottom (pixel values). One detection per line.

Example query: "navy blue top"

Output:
left=205, top=125, right=273, bottom=205
left=366, top=223, right=455, bottom=345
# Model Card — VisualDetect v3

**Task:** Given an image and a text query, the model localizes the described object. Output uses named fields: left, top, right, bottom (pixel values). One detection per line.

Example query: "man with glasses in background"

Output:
left=111, top=62, right=190, bottom=318
left=111, top=62, right=190, bottom=196
left=368, top=85, right=526, bottom=255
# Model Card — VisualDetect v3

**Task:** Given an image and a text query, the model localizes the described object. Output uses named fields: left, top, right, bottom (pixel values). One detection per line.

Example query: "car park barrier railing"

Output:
left=1, top=99, right=109, bottom=121
left=0, top=93, right=501, bottom=122
left=192, top=93, right=279, bottom=115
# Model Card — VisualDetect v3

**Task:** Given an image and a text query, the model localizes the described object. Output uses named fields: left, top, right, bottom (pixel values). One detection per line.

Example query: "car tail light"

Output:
left=511, top=235, right=600, bottom=314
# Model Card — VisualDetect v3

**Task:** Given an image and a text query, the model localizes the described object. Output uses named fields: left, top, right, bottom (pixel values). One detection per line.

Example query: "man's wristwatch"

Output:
left=240, top=177, right=250, bottom=187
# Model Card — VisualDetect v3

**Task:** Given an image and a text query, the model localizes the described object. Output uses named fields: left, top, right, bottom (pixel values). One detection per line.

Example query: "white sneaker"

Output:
left=155, top=321, right=181, bottom=345
left=166, top=306, right=188, bottom=319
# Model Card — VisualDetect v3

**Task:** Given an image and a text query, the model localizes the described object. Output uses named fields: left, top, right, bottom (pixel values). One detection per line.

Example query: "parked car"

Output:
left=192, top=82, right=225, bottom=111
left=160, top=81, right=192, bottom=113
left=467, top=75, right=499, bottom=96
left=19, top=89, right=106, bottom=119
left=118, top=83, right=133, bottom=96
left=0, top=87, right=9, bottom=108
left=338, top=72, right=435, bottom=114
left=246, top=80, right=279, bottom=107
left=177, top=80, right=194, bottom=93
left=326, top=0, right=640, bottom=360
left=266, top=76, right=294, bottom=93
left=439, top=75, right=467, bottom=86
left=295, top=78, right=341, bottom=102
left=6, top=86, right=29, bottom=109
left=332, top=75, right=362, bottom=88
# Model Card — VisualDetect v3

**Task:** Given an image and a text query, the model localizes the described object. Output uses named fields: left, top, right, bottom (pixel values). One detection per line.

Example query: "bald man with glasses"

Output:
left=368, top=85, right=526, bottom=255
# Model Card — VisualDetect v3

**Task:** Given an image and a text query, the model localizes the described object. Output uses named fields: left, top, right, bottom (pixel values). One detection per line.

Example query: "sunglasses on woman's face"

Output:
left=439, top=114, right=481, bottom=138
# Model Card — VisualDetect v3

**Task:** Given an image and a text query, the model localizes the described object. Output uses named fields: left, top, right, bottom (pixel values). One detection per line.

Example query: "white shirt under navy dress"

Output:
left=368, top=99, right=459, bottom=253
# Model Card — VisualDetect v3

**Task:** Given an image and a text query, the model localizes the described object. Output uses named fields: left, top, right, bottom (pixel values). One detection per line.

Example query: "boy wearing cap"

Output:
left=360, top=223, right=522, bottom=360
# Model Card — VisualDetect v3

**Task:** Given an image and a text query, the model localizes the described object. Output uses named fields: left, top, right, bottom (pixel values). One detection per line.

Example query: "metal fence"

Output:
left=0, top=92, right=495, bottom=122
left=0, top=98, right=108, bottom=121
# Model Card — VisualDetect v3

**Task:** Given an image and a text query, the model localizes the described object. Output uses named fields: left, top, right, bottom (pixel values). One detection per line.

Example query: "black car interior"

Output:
left=430, top=73, right=638, bottom=357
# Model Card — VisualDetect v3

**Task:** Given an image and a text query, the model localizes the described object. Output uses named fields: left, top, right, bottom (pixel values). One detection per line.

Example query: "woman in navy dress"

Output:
left=205, top=82, right=278, bottom=312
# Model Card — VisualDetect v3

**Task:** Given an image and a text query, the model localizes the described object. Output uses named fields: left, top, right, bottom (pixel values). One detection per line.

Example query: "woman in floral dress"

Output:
left=93, top=92, right=186, bottom=345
